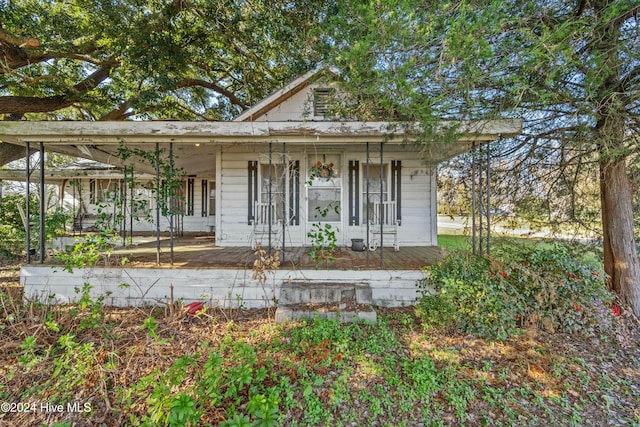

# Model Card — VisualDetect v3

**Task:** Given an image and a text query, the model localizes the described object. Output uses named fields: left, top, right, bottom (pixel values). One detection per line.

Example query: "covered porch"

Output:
left=105, top=233, right=443, bottom=270
left=21, top=233, right=442, bottom=309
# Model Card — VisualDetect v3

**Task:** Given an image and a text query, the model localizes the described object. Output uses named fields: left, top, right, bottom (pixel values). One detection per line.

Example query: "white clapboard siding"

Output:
left=252, top=84, right=322, bottom=122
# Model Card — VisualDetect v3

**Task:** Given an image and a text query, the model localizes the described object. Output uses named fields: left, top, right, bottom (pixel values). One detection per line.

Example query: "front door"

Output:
left=305, top=153, right=343, bottom=247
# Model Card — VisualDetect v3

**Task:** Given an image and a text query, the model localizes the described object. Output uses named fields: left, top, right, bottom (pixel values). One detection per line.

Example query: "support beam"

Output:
left=170, top=143, right=174, bottom=266
left=380, top=142, right=384, bottom=268
left=268, top=142, right=273, bottom=254
left=155, top=143, right=160, bottom=265
left=486, top=143, right=491, bottom=256
left=129, top=167, right=133, bottom=244
left=366, top=142, right=370, bottom=268
left=282, top=143, right=286, bottom=262
left=471, top=142, right=477, bottom=255
left=121, top=169, right=127, bottom=246
left=479, top=144, right=484, bottom=257
left=39, top=142, right=45, bottom=264
left=26, top=142, right=31, bottom=264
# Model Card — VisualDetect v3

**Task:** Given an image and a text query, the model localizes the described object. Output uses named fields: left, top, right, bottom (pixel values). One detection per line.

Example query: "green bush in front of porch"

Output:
left=417, top=242, right=617, bottom=340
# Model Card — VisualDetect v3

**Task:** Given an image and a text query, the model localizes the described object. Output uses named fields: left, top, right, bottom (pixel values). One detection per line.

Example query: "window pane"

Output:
left=363, top=164, right=388, bottom=221
left=261, top=164, right=285, bottom=221
left=308, top=154, right=342, bottom=222
left=209, top=181, right=216, bottom=216
left=308, top=188, right=341, bottom=221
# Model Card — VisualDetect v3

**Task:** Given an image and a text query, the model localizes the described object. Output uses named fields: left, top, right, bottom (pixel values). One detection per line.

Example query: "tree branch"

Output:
left=0, top=27, right=40, bottom=48
left=175, top=78, right=248, bottom=109
left=0, top=64, right=114, bottom=114
left=99, top=101, right=132, bottom=121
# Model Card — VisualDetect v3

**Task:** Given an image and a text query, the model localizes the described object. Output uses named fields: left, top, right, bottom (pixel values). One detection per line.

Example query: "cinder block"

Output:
left=275, top=305, right=377, bottom=324
left=308, top=287, right=328, bottom=303
left=355, top=287, right=373, bottom=304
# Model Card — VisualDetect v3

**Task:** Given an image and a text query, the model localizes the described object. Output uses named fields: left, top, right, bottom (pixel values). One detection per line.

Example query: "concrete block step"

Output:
left=279, top=282, right=373, bottom=305
left=276, top=282, right=376, bottom=324
left=275, top=303, right=377, bottom=324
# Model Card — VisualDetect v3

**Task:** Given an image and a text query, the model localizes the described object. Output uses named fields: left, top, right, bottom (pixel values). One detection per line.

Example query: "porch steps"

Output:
left=275, top=282, right=377, bottom=324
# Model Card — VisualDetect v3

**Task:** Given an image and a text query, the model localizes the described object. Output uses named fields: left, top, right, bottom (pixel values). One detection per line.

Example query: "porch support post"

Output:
left=39, top=142, right=45, bottom=263
left=486, top=142, right=491, bottom=256
left=479, top=145, right=485, bottom=256
left=282, top=143, right=286, bottom=262
left=72, top=178, right=76, bottom=237
left=26, top=142, right=31, bottom=264
left=170, top=142, right=174, bottom=266
left=380, top=142, right=384, bottom=268
left=121, top=168, right=127, bottom=246
left=155, top=143, right=160, bottom=265
left=366, top=142, right=370, bottom=268
left=268, top=142, right=272, bottom=254
left=471, top=142, right=476, bottom=255
left=129, top=167, right=133, bottom=244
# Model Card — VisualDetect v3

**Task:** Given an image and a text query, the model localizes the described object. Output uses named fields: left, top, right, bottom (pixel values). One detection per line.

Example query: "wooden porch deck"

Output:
left=103, top=234, right=443, bottom=270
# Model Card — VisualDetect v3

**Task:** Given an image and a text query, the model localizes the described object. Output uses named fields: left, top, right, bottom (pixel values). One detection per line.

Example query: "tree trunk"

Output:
left=600, top=157, right=640, bottom=315
left=0, top=142, right=26, bottom=166
left=0, top=113, right=27, bottom=166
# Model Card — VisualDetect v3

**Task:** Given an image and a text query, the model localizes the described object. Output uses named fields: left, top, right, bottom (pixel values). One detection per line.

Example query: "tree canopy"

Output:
left=325, top=0, right=640, bottom=313
left=0, top=0, right=333, bottom=162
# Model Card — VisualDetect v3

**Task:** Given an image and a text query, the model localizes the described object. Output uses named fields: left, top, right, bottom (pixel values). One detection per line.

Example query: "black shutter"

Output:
left=201, top=180, right=208, bottom=217
left=186, top=178, right=195, bottom=216
left=348, top=160, right=360, bottom=225
left=89, top=179, right=96, bottom=204
left=392, top=161, right=402, bottom=223
left=248, top=161, right=258, bottom=224
left=288, top=160, right=300, bottom=225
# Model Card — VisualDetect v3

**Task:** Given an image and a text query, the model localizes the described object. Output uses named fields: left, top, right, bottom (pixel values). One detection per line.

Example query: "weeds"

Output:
left=1, top=283, right=638, bottom=426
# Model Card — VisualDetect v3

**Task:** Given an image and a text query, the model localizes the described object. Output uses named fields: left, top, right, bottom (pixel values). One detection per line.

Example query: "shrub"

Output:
left=417, top=244, right=615, bottom=339
left=0, top=224, right=23, bottom=258
left=417, top=251, right=523, bottom=339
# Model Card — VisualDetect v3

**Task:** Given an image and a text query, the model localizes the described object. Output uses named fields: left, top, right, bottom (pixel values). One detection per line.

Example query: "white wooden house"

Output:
left=0, top=68, right=520, bottom=249
left=0, top=68, right=521, bottom=309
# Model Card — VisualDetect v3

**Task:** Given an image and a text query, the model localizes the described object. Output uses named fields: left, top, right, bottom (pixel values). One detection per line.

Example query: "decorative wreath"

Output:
left=313, top=161, right=335, bottom=180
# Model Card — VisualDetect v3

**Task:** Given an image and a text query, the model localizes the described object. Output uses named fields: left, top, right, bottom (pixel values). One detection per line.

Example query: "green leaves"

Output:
left=418, top=244, right=615, bottom=339
left=1, top=0, right=329, bottom=120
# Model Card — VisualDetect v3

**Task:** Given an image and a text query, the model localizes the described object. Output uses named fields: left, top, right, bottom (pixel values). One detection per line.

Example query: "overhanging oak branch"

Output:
left=176, top=78, right=248, bottom=109
left=0, top=65, right=114, bottom=115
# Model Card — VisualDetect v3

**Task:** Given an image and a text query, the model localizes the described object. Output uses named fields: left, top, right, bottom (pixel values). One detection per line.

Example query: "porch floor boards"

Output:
left=98, top=234, right=443, bottom=270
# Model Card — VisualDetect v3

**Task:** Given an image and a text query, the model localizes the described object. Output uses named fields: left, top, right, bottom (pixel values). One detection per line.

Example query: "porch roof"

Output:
left=0, top=119, right=521, bottom=175
left=0, top=120, right=520, bottom=145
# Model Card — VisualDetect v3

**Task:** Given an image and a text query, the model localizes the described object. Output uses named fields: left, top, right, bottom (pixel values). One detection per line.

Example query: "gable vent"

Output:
left=313, top=88, right=334, bottom=117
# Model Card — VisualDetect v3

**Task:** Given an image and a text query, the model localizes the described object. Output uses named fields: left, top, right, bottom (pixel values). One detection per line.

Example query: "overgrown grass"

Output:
left=1, top=290, right=638, bottom=426
left=0, top=237, right=637, bottom=426
left=437, top=234, right=470, bottom=250
left=438, top=234, right=604, bottom=265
